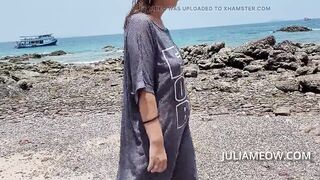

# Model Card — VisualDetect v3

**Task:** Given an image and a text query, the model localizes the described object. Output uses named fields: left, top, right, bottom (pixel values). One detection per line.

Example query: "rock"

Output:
left=205, top=42, right=225, bottom=54
left=103, top=45, right=121, bottom=52
left=212, top=52, right=229, bottom=64
left=274, top=40, right=301, bottom=54
left=198, top=59, right=212, bottom=70
left=255, top=35, right=277, bottom=46
left=309, top=55, right=320, bottom=64
left=242, top=71, right=250, bottom=77
left=276, top=68, right=286, bottom=73
left=181, top=46, right=192, bottom=53
left=250, top=59, right=268, bottom=67
left=269, top=49, right=286, bottom=57
left=10, top=74, right=20, bottom=81
left=275, top=79, right=300, bottom=92
left=10, top=70, right=41, bottom=80
left=229, top=57, right=254, bottom=69
left=40, top=60, right=64, bottom=69
left=227, top=53, right=254, bottom=69
left=218, top=47, right=233, bottom=54
left=211, top=62, right=225, bottom=69
left=37, top=67, right=49, bottom=73
left=17, top=80, right=32, bottom=90
left=103, top=45, right=115, bottom=51
left=277, top=25, right=312, bottom=32
left=49, top=50, right=67, bottom=56
left=0, top=76, right=6, bottom=84
left=301, top=43, right=317, bottom=48
left=234, top=36, right=276, bottom=58
left=180, top=44, right=214, bottom=62
left=294, top=52, right=309, bottom=65
left=214, top=82, right=236, bottom=93
left=0, top=75, right=16, bottom=85
left=243, top=65, right=263, bottom=72
left=112, top=67, right=123, bottom=73
left=252, top=48, right=271, bottom=60
left=295, top=66, right=317, bottom=76
left=190, top=46, right=205, bottom=56
left=198, top=56, right=226, bottom=70
left=281, top=62, right=299, bottom=71
left=265, top=52, right=298, bottom=71
left=8, top=57, right=29, bottom=63
left=303, top=45, right=320, bottom=54
left=219, top=68, right=244, bottom=79
left=296, top=66, right=312, bottom=75
left=274, top=107, right=291, bottom=116
left=184, top=64, right=199, bottom=78
left=48, top=69, right=61, bottom=73
left=0, top=56, right=11, bottom=60
left=35, top=60, right=64, bottom=73
left=298, top=74, right=320, bottom=93
left=32, top=53, right=42, bottom=59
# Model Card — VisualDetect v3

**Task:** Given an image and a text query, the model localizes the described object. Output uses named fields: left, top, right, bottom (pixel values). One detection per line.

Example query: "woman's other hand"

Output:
left=138, top=89, right=167, bottom=173
left=147, top=130, right=167, bottom=173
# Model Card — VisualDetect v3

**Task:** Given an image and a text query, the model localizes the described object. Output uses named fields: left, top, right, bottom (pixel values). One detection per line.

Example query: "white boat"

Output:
left=304, top=17, right=312, bottom=21
left=15, top=34, right=57, bottom=49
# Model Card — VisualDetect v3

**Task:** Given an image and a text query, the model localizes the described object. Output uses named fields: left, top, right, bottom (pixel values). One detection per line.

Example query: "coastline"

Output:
left=1, top=18, right=320, bottom=60
left=2, top=35, right=320, bottom=116
left=1, top=36, right=320, bottom=179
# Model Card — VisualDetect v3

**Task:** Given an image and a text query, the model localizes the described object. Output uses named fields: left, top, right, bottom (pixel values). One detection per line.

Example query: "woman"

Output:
left=116, top=0, right=198, bottom=179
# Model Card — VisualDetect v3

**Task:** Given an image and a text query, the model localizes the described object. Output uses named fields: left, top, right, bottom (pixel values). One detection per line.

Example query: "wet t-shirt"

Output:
left=117, top=12, right=195, bottom=180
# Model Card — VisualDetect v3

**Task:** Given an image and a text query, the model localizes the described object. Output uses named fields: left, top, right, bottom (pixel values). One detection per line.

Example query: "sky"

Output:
left=0, top=0, right=319, bottom=42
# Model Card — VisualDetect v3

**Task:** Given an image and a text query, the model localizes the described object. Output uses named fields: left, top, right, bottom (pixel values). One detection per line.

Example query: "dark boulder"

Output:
left=17, top=80, right=32, bottom=90
left=294, top=52, right=309, bottom=65
left=303, top=45, right=320, bottom=54
left=226, top=53, right=254, bottom=69
left=274, top=40, right=301, bottom=54
left=295, top=66, right=318, bottom=76
left=49, top=50, right=67, bottom=56
left=102, top=45, right=120, bottom=52
left=234, top=36, right=276, bottom=59
left=277, top=26, right=312, bottom=32
left=265, top=52, right=298, bottom=71
left=32, top=53, right=42, bottom=59
left=243, top=65, right=263, bottom=72
left=219, top=68, right=244, bottom=79
left=204, top=42, right=225, bottom=54
left=274, top=107, right=291, bottom=116
left=184, top=64, right=199, bottom=78
left=298, top=74, right=320, bottom=93
left=275, top=79, right=300, bottom=92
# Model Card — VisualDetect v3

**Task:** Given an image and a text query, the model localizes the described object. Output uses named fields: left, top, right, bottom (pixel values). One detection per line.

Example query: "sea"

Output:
left=1, top=18, right=320, bottom=64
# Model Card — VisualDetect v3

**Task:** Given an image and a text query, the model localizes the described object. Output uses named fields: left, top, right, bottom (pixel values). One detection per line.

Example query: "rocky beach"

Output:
left=1, top=36, right=320, bottom=179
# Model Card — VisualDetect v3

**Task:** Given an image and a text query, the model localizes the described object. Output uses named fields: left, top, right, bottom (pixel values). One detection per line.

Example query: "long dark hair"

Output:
left=124, top=0, right=154, bottom=29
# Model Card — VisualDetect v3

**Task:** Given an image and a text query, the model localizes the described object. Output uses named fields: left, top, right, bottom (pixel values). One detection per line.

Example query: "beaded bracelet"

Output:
left=143, top=114, right=159, bottom=124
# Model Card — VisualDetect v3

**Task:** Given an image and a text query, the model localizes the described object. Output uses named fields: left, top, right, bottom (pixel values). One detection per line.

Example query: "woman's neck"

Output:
left=149, top=5, right=166, bottom=27
left=150, top=3, right=167, bottom=18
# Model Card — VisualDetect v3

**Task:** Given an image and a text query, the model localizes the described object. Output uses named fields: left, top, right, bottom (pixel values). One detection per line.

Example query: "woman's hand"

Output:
left=147, top=138, right=168, bottom=173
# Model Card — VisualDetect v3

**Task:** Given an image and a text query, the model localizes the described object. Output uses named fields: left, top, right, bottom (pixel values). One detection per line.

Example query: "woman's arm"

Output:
left=138, top=89, right=167, bottom=173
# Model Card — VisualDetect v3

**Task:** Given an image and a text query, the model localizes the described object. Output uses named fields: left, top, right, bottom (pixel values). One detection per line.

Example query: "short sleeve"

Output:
left=125, top=14, right=157, bottom=105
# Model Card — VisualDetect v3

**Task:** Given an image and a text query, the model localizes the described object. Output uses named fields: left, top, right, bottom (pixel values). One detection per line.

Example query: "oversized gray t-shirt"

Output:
left=117, top=12, right=197, bottom=180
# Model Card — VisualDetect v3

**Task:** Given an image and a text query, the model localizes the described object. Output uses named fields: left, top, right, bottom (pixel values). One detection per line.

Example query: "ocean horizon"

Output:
left=1, top=18, right=320, bottom=64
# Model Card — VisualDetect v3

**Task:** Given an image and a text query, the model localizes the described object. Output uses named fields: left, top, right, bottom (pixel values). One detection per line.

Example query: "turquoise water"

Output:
left=1, top=18, right=320, bottom=64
